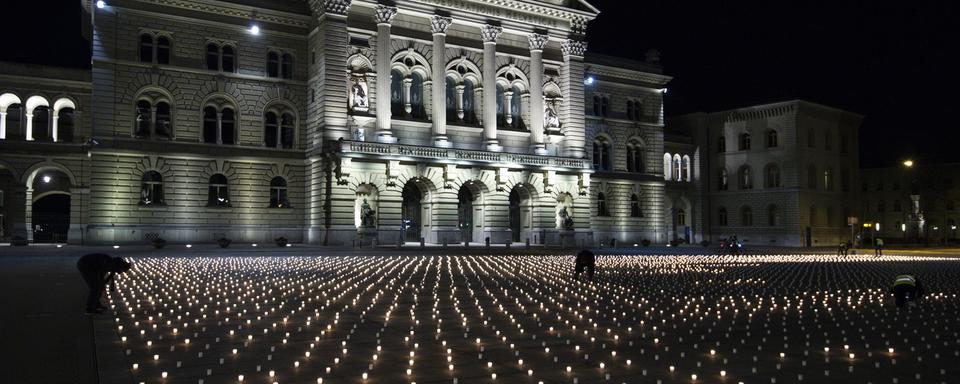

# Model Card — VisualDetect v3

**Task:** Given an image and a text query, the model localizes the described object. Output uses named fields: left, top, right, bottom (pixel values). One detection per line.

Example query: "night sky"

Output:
left=3, top=0, right=956, bottom=167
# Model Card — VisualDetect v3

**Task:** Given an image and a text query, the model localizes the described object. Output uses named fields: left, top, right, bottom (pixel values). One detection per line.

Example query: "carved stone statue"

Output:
left=558, top=206, right=574, bottom=230
left=360, top=198, right=376, bottom=228
left=351, top=77, right=369, bottom=111
left=544, top=104, right=560, bottom=129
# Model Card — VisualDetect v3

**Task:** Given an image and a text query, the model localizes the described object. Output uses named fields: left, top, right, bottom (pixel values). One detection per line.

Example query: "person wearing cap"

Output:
left=890, top=274, right=924, bottom=308
left=76, top=253, right=131, bottom=314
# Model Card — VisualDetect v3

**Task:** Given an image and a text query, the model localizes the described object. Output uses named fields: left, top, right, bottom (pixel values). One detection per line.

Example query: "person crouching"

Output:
left=77, top=253, right=132, bottom=314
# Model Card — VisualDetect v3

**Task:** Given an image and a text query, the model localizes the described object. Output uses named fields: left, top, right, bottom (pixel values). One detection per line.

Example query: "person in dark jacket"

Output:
left=77, top=253, right=131, bottom=314
left=574, top=249, right=596, bottom=280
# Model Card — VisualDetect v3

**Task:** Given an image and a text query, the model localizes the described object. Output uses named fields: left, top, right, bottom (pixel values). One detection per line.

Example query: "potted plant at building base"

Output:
left=641, top=239, right=651, bottom=247
left=274, top=236, right=288, bottom=247
left=217, top=237, right=232, bottom=248
left=151, top=238, right=167, bottom=249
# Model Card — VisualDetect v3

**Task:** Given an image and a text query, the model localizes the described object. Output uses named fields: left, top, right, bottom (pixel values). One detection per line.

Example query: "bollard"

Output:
left=485, top=237, right=490, bottom=248
left=464, top=240, right=469, bottom=248
left=420, top=237, right=425, bottom=247
left=611, top=238, right=616, bottom=248
left=442, top=239, right=448, bottom=248
left=505, top=241, right=511, bottom=249
left=526, top=238, right=530, bottom=249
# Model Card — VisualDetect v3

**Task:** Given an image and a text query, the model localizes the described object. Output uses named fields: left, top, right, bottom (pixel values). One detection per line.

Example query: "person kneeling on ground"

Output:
left=77, top=253, right=132, bottom=314
left=574, top=249, right=596, bottom=280
left=890, top=273, right=924, bottom=308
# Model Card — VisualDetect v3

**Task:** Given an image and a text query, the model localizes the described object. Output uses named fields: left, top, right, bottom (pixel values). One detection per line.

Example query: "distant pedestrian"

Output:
left=838, top=241, right=849, bottom=257
left=76, top=253, right=131, bottom=314
left=890, top=274, right=924, bottom=308
left=574, top=249, right=596, bottom=280
left=875, top=237, right=884, bottom=257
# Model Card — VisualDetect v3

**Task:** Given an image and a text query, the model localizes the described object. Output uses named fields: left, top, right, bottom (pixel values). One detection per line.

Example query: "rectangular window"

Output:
left=807, top=128, right=815, bottom=148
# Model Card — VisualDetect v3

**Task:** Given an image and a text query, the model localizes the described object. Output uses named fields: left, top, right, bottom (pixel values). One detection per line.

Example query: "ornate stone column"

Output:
left=216, top=110, right=223, bottom=144
left=528, top=33, right=549, bottom=155
left=52, top=111, right=59, bottom=142
left=150, top=106, right=157, bottom=139
left=374, top=5, right=398, bottom=143
left=560, top=39, right=587, bottom=159
left=431, top=15, right=452, bottom=147
left=481, top=24, right=503, bottom=152
left=25, top=112, right=33, bottom=141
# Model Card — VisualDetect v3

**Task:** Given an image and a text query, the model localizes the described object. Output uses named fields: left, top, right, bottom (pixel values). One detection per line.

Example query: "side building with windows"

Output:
left=859, top=163, right=960, bottom=244
left=674, top=100, right=862, bottom=247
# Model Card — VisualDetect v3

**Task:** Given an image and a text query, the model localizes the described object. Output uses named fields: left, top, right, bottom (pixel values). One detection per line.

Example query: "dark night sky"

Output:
left=3, top=1, right=957, bottom=167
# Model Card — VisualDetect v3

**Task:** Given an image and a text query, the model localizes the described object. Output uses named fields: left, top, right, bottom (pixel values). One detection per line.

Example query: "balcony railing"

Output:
left=340, top=140, right=589, bottom=170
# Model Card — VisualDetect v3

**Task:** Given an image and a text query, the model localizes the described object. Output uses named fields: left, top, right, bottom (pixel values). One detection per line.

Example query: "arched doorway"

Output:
left=32, top=193, right=70, bottom=243
left=509, top=184, right=534, bottom=243
left=458, top=187, right=473, bottom=243
left=401, top=181, right=424, bottom=242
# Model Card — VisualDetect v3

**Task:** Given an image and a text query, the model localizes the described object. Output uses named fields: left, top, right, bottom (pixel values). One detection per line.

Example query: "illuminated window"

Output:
left=207, top=174, right=231, bottom=207
left=269, top=177, right=289, bottom=208
left=134, top=98, right=172, bottom=139
left=139, top=171, right=164, bottom=206
left=719, top=168, right=728, bottom=191
left=739, top=165, right=753, bottom=190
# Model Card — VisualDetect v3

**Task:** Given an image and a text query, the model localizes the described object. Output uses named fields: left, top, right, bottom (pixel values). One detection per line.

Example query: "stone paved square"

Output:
left=99, top=253, right=960, bottom=384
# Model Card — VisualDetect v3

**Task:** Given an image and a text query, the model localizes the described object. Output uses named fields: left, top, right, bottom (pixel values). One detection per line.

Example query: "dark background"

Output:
left=2, top=0, right=957, bottom=167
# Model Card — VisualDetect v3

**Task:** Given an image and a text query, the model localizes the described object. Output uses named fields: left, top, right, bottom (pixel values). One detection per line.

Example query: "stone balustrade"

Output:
left=339, top=140, right=588, bottom=170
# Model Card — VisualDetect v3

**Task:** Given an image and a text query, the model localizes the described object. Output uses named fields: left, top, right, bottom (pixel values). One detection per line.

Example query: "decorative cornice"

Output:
left=430, top=15, right=453, bottom=34
left=480, top=24, right=503, bottom=43
left=128, top=0, right=312, bottom=29
left=373, top=4, right=398, bottom=25
left=560, top=39, right=586, bottom=58
left=528, top=33, right=549, bottom=51
left=406, top=0, right=598, bottom=31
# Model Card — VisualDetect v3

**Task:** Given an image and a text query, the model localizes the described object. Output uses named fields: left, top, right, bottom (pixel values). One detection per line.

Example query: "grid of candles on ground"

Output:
left=107, top=254, right=960, bottom=384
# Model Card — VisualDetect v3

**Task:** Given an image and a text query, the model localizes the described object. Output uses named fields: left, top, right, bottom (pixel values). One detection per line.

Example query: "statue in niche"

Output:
left=351, top=76, right=369, bottom=111
left=544, top=104, right=560, bottom=129
left=360, top=198, right=377, bottom=228
left=558, top=206, right=574, bottom=230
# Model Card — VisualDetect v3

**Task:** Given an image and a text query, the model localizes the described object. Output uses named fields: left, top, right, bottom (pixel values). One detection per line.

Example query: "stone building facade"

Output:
left=673, top=101, right=863, bottom=247
left=0, top=0, right=674, bottom=246
left=860, top=163, right=960, bottom=244
left=0, top=1, right=863, bottom=247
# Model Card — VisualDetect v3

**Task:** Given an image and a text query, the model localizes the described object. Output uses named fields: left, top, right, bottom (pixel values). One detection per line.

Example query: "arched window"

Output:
left=597, top=192, right=609, bottom=217
left=718, top=207, right=728, bottom=226
left=626, top=141, right=643, bottom=173
left=410, top=72, right=425, bottom=118
left=264, top=112, right=278, bottom=148
left=4, top=103, right=22, bottom=139
left=58, top=108, right=75, bottom=143
left=741, top=206, right=753, bottom=226
left=445, top=77, right=457, bottom=122
left=280, top=112, right=295, bottom=149
left=496, top=84, right=506, bottom=126
left=220, top=108, right=235, bottom=145
left=269, top=177, right=289, bottom=208
left=682, top=155, right=691, bottom=181
left=207, top=174, right=230, bottom=207
left=508, top=85, right=524, bottom=130
left=281, top=53, right=294, bottom=80
left=139, top=171, right=164, bottom=206
left=222, top=46, right=235, bottom=72
left=766, top=129, right=778, bottom=147
left=155, top=102, right=171, bottom=139
left=630, top=194, right=642, bottom=217
left=767, top=205, right=780, bottom=226
left=677, top=208, right=686, bottom=226
left=739, top=165, right=753, bottom=190
left=719, top=168, right=728, bottom=190
left=267, top=52, right=280, bottom=78
left=738, top=132, right=751, bottom=150
left=32, top=106, right=50, bottom=141
left=593, top=138, right=611, bottom=171
left=206, top=43, right=220, bottom=71
left=663, top=153, right=673, bottom=181
left=717, top=136, right=726, bottom=153
left=156, top=36, right=170, bottom=65
left=139, top=34, right=154, bottom=63
left=807, top=164, right=817, bottom=189
left=823, top=168, right=833, bottom=190
left=765, top=164, right=781, bottom=188
left=202, top=107, right=218, bottom=143
left=135, top=100, right=151, bottom=137
left=390, top=69, right=404, bottom=116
